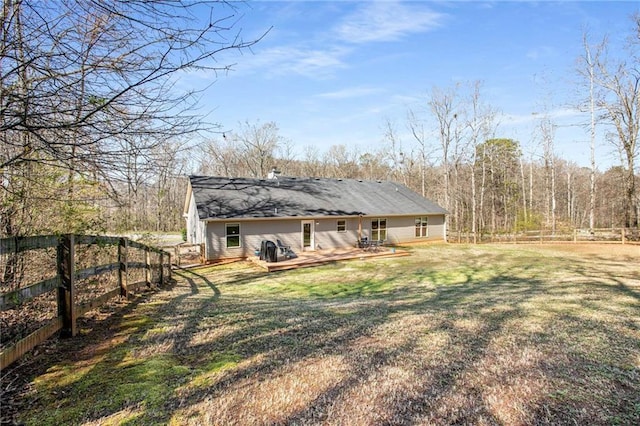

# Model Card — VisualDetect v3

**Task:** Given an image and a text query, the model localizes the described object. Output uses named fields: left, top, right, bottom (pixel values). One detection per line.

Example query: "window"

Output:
left=371, top=218, right=387, bottom=241
left=337, top=219, right=346, bottom=233
left=225, top=223, right=240, bottom=248
left=415, top=216, right=428, bottom=237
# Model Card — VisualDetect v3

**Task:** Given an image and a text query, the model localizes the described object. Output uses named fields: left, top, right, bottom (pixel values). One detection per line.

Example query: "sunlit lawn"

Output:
left=9, top=243, right=640, bottom=425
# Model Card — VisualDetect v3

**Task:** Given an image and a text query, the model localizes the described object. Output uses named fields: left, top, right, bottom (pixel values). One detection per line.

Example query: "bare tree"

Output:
left=324, top=145, right=361, bottom=178
left=588, top=18, right=640, bottom=228
left=301, top=145, right=326, bottom=177
left=1, top=1, right=264, bottom=169
left=382, top=119, right=408, bottom=185
left=536, top=114, right=558, bottom=234
left=198, top=137, right=241, bottom=177
left=579, top=32, right=604, bottom=233
left=231, top=121, right=283, bottom=178
left=428, top=86, right=460, bottom=211
left=1, top=0, right=266, bottom=236
left=466, top=81, right=498, bottom=242
left=406, top=109, right=431, bottom=197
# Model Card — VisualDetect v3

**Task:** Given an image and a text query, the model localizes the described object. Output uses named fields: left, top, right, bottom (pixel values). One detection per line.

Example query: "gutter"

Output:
left=202, top=212, right=447, bottom=222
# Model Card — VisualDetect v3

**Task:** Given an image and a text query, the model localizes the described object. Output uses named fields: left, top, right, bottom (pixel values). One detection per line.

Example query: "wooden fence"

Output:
left=448, top=227, right=640, bottom=244
left=172, top=242, right=205, bottom=266
left=0, top=234, right=171, bottom=369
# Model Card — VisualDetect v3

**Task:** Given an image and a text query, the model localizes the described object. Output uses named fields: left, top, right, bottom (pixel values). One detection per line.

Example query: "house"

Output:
left=183, top=175, right=448, bottom=261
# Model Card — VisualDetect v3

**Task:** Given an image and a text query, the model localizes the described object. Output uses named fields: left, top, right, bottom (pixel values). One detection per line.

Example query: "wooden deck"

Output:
left=249, top=246, right=410, bottom=272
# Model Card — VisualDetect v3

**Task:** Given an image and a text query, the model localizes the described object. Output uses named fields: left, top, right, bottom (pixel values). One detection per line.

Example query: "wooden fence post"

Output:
left=159, top=251, right=164, bottom=284
left=145, top=247, right=151, bottom=287
left=167, top=252, right=172, bottom=281
left=57, top=234, right=77, bottom=337
left=118, top=238, right=128, bottom=297
left=621, top=228, right=626, bottom=244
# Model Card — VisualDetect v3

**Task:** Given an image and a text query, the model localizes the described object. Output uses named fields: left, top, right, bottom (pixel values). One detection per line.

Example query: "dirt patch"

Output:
left=532, top=242, right=639, bottom=259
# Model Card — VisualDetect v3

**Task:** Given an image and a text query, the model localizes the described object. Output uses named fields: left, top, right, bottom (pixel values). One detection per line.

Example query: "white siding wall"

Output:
left=186, top=195, right=205, bottom=245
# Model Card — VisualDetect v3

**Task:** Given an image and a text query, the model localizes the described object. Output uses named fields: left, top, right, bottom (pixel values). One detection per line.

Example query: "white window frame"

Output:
left=371, top=218, right=387, bottom=241
left=337, top=219, right=347, bottom=233
left=225, top=223, right=241, bottom=248
left=415, top=216, right=428, bottom=238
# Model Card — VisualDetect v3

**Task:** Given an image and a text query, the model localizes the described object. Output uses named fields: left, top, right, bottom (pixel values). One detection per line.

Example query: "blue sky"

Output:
left=186, top=1, right=638, bottom=169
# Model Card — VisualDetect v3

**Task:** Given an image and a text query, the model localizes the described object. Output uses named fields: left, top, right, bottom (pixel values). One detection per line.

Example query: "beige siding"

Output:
left=384, top=214, right=445, bottom=244
left=204, top=214, right=446, bottom=260
left=426, top=214, right=446, bottom=239
left=314, top=218, right=360, bottom=250
left=206, top=219, right=304, bottom=260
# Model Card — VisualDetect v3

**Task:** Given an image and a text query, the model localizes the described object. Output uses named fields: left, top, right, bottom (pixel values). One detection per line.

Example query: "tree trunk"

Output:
left=519, top=155, right=527, bottom=227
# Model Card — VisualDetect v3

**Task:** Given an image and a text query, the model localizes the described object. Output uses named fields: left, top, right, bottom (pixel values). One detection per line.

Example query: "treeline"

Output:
left=196, top=121, right=638, bottom=234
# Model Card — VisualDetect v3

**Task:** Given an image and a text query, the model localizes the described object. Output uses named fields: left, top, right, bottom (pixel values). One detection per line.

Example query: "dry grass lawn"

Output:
left=2, top=243, right=639, bottom=425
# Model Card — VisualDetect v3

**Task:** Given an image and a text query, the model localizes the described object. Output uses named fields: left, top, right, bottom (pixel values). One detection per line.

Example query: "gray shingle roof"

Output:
left=189, top=176, right=448, bottom=220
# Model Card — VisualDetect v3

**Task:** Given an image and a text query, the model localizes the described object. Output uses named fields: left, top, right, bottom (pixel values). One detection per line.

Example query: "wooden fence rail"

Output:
left=0, top=234, right=171, bottom=369
left=447, top=227, right=639, bottom=245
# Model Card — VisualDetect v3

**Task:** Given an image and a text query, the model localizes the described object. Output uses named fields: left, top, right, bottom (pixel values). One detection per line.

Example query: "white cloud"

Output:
left=240, top=45, right=351, bottom=79
left=214, top=1, right=446, bottom=80
left=316, top=86, right=383, bottom=99
left=334, top=1, right=445, bottom=44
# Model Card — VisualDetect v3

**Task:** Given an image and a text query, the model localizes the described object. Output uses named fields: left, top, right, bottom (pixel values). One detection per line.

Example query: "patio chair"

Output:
left=277, top=239, right=295, bottom=259
left=357, top=236, right=369, bottom=249
left=369, top=240, right=383, bottom=252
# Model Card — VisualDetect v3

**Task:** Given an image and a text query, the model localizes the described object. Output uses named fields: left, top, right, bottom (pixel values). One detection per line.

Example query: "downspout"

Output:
left=444, top=215, right=448, bottom=242
left=201, top=222, right=207, bottom=261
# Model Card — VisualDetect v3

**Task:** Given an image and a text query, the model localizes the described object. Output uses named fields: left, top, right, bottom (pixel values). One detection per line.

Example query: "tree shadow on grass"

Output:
left=154, top=267, right=546, bottom=424
left=172, top=267, right=221, bottom=298
left=164, top=261, right=638, bottom=425
left=0, top=285, right=160, bottom=424
left=1, top=265, right=226, bottom=424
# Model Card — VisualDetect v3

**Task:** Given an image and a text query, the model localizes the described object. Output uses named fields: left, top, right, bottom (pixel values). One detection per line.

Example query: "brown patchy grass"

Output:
left=2, top=243, right=639, bottom=425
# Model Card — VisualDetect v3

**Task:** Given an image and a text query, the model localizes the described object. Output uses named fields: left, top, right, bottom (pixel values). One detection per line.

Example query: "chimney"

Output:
left=267, top=167, right=281, bottom=180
